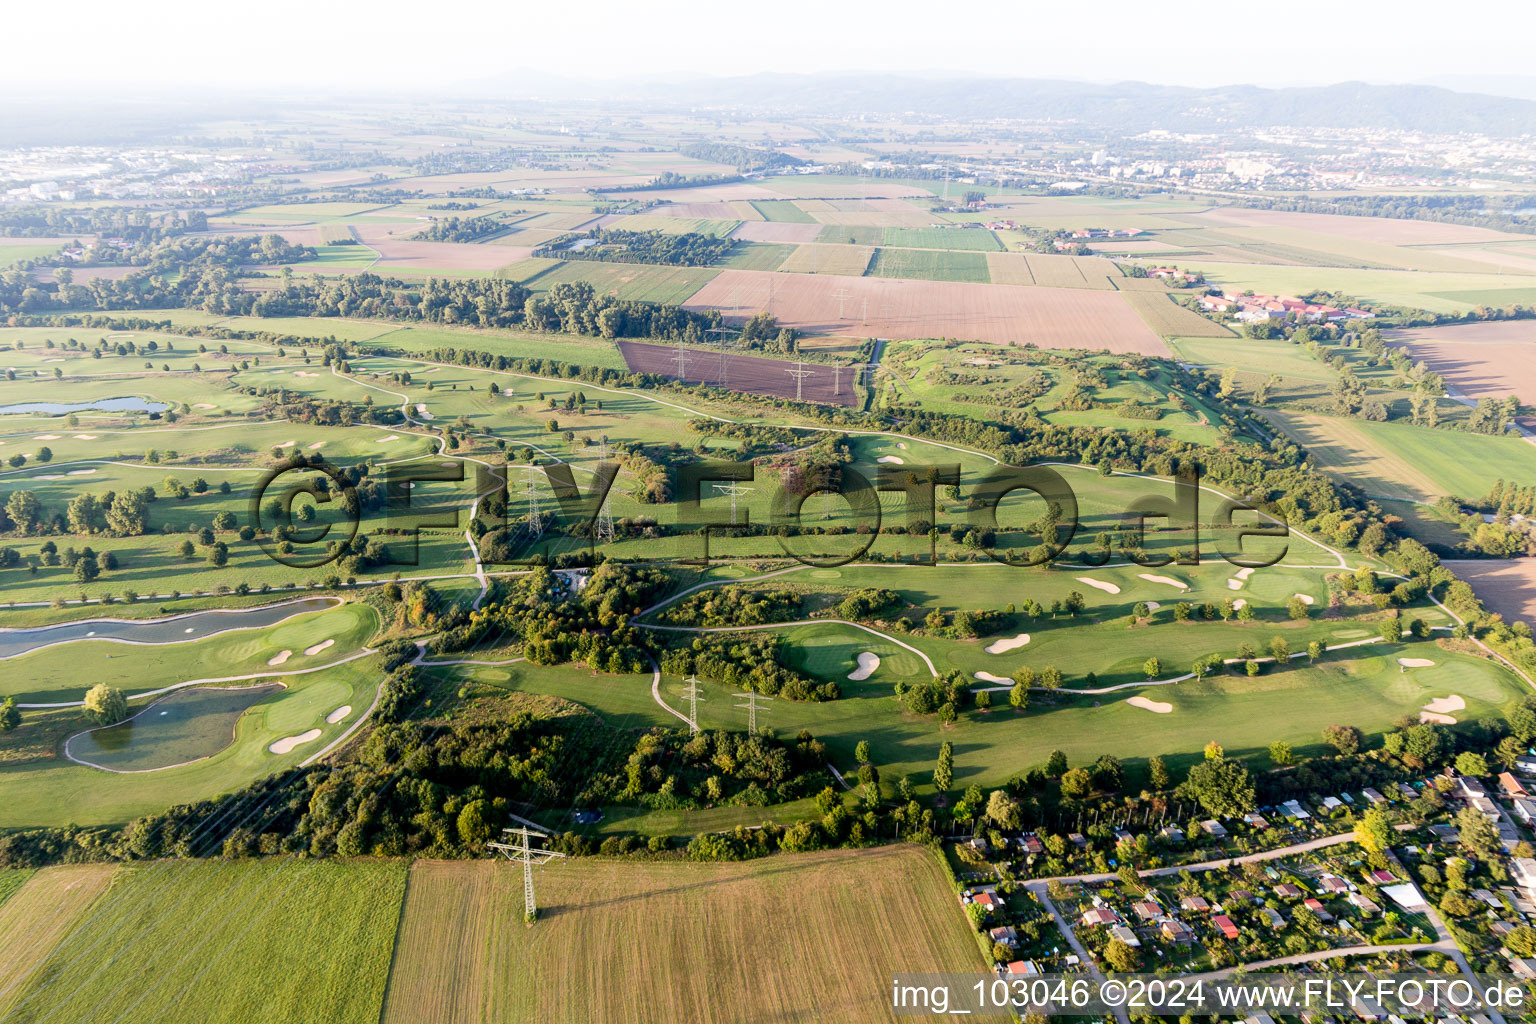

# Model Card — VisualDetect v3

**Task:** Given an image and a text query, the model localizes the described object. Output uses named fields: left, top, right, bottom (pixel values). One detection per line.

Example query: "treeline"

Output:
left=581, top=727, right=829, bottom=810
left=598, top=170, right=744, bottom=194
left=542, top=228, right=732, bottom=267
left=1231, top=193, right=1536, bottom=236
left=679, top=143, right=805, bottom=174
left=238, top=275, right=723, bottom=343
left=0, top=235, right=316, bottom=315
left=0, top=206, right=206, bottom=239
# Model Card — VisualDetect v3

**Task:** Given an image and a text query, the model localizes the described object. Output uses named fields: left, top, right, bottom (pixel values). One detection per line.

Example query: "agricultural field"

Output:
left=608, top=215, right=741, bottom=237
left=616, top=340, right=860, bottom=407
left=866, top=247, right=991, bottom=283
left=381, top=848, right=980, bottom=1024
left=749, top=199, right=817, bottom=223
left=1261, top=408, right=1536, bottom=502
left=817, top=226, right=1002, bottom=251
left=684, top=269, right=1169, bottom=353
left=2, top=860, right=405, bottom=1024
left=1120, top=292, right=1234, bottom=338
left=1384, top=320, right=1536, bottom=402
left=0, top=864, right=118, bottom=1017
left=1442, top=559, right=1536, bottom=628
left=715, top=242, right=794, bottom=272
left=777, top=243, right=875, bottom=276
left=522, top=260, right=720, bottom=304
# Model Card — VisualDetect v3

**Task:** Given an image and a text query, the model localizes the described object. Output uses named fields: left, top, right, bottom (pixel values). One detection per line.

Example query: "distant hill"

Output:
left=473, top=73, right=1536, bottom=136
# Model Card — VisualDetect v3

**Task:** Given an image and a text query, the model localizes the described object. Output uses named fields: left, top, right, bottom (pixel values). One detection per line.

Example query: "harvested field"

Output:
left=380, top=847, right=981, bottom=1024
left=1190, top=207, right=1530, bottom=246
left=651, top=202, right=761, bottom=221
left=867, top=247, right=990, bottom=283
left=756, top=178, right=934, bottom=200
left=985, top=253, right=1035, bottom=286
left=778, top=244, right=875, bottom=276
left=609, top=214, right=740, bottom=237
left=0, top=865, right=116, bottom=1016
left=1384, top=321, right=1536, bottom=402
left=683, top=269, right=1168, bottom=353
left=1023, top=253, right=1118, bottom=289
left=1443, top=559, right=1536, bottom=627
left=617, top=340, right=860, bottom=407
left=732, top=221, right=822, bottom=244
left=1121, top=292, right=1234, bottom=338
left=1113, top=275, right=1178, bottom=291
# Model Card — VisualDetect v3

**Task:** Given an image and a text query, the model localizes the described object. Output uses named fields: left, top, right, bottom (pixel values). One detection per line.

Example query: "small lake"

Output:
left=67, top=683, right=283, bottom=772
left=0, top=397, right=170, bottom=415
left=0, top=597, right=337, bottom=659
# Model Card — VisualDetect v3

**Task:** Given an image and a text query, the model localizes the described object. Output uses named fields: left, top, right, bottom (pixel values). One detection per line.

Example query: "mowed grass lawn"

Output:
left=867, top=247, right=991, bottom=283
left=5, top=859, right=406, bottom=1024
left=381, top=847, right=981, bottom=1024
left=1262, top=408, right=1536, bottom=502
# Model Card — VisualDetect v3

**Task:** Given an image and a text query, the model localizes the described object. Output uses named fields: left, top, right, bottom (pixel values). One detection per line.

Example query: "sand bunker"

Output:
left=42, top=358, right=62, bottom=363
left=377, top=434, right=400, bottom=443
left=73, top=433, right=97, bottom=439
left=1226, top=579, right=1244, bottom=590
left=1075, top=576, right=1121, bottom=595
left=848, top=652, right=880, bottom=681
left=415, top=404, right=434, bottom=419
left=1400, top=658, right=1437, bottom=669
left=1292, top=593, right=1315, bottom=606
left=1235, top=568, right=1255, bottom=581
left=303, top=638, right=335, bottom=656
left=326, top=705, right=352, bottom=724
left=295, top=371, right=320, bottom=378
left=1422, top=694, right=1462, bottom=713
left=1138, top=574, right=1188, bottom=590
left=1126, top=696, right=1173, bottom=714
left=985, top=633, right=1031, bottom=654
left=267, top=650, right=292, bottom=666
left=306, top=441, right=325, bottom=449
left=1232, top=599, right=1247, bottom=610
left=193, top=403, right=217, bottom=409
left=897, top=442, right=907, bottom=450
left=1227, top=567, right=1255, bottom=590
left=974, top=671, right=1013, bottom=685
left=67, top=469, right=96, bottom=475
left=271, top=440, right=295, bottom=449
left=268, top=729, right=322, bottom=755
left=33, top=434, right=60, bottom=440
left=877, top=455, right=904, bottom=464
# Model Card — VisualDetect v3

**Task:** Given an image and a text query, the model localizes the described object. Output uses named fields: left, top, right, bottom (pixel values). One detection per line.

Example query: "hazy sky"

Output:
left=7, top=0, right=1532, bottom=93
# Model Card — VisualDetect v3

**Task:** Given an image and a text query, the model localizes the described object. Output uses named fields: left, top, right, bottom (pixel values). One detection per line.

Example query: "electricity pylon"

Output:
left=831, top=287, right=851, bottom=320
left=487, top=826, right=566, bottom=923
left=712, top=482, right=755, bottom=526
left=672, top=342, right=690, bottom=384
left=786, top=361, right=814, bottom=402
left=733, top=690, right=772, bottom=733
left=523, top=465, right=544, bottom=538
left=681, top=675, right=705, bottom=734
left=706, top=324, right=739, bottom=385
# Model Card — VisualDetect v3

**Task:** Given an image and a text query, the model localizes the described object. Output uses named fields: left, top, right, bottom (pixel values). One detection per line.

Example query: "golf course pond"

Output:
left=0, top=597, right=339, bottom=659
left=0, top=396, right=170, bottom=415
left=66, top=683, right=285, bottom=772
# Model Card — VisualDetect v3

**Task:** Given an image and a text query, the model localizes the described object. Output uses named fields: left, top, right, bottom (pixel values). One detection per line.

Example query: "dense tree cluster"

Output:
left=408, top=215, right=506, bottom=243
left=660, top=634, right=840, bottom=702
left=542, top=228, right=732, bottom=267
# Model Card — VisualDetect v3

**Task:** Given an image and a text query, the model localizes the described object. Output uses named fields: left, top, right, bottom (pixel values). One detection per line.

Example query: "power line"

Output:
left=487, top=825, right=567, bottom=923
left=672, top=341, right=690, bottom=384
left=831, top=287, right=850, bottom=320
left=681, top=675, right=705, bottom=734
left=733, top=690, right=773, bottom=734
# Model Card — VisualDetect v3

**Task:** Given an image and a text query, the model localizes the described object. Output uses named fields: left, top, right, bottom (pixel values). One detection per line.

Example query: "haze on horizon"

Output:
left=6, top=0, right=1533, bottom=98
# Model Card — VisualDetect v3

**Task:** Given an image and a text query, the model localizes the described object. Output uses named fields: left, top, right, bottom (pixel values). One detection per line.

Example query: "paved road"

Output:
left=1033, top=830, right=1359, bottom=886
left=1032, top=884, right=1132, bottom=1024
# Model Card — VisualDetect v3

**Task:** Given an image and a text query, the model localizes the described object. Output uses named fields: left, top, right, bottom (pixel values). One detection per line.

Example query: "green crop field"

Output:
left=778, top=243, right=874, bottom=275
left=381, top=848, right=979, bottom=1024
left=5, top=860, right=406, bottom=1024
left=607, top=215, right=741, bottom=237
left=1122, top=292, right=1234, bottom=338
left=1262, top=408, right=1536, bottom=503
left=750, top=200, right=817, bottom=223
left=867, top=247, right=991, bottom=283
left=716, top=242, right=794, bottom=271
